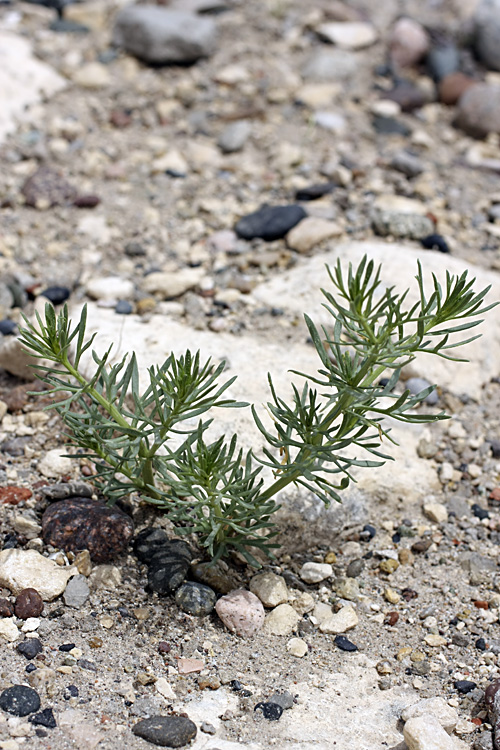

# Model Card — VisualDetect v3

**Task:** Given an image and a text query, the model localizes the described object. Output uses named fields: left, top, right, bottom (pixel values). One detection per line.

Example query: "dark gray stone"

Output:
left=132, top=715, right=197, bottom=747
left=113, top=6, right=217, bottom=64
left=174, top=582, right=216, bottom=615
left=235, top=205, right=307, bottom=241
left=474, top=0, right=500, bottom=71
left=0, top=685, right=41, bottom=716
left=17, top=639, right=43, bottom=660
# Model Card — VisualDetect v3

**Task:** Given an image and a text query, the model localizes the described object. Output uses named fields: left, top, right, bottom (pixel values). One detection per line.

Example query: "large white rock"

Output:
left=0, top=549, right=76, bottom=601
left=252, top=240, right=500, bottom=400
left=402, top=697, right=459, bottom=732
left=404, top=715, right=456, bottom=750
left=0, top=32, right=66, bottom=145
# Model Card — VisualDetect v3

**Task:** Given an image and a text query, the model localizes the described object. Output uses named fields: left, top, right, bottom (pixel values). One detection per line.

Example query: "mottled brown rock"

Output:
left=21, top=166, right=77, bottom=208
left=0, top=487, right=32, bottom=505
left=0, top=598, right=14, bottom=617
left=439, top=72, right=476, bottom=106
left=14, top=588, right=44, bottom=619
left=42, top=497, right=134, bottom=563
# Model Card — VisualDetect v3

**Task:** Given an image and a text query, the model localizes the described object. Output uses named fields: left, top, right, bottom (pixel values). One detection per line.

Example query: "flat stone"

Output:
left=249, top=572, right=288, bottom=607
left=286, top=217, right=342, bottom=253
left=142, top=268, right=205, bottom=298
left=132, top=715, right=197, bottom=747
left=302, top=49, right=359, bottom=81
left=299, top=562, right=332, bottom=583
left=86, top=276, right=134, bottom=302
left=320, top=605, right=358, bottom=634
left=63, top=575, right=90, bottom=608
left=263, top=603, right=300, bottom=636
left=113, top=6, right=216, bottom=64
left=0, top=549, right=75, bottom=601
left=423, top=502, right=448, bottom=524
left=287, top=637, right=308, bottom=657
left=235, top=205, right=307, bottom=242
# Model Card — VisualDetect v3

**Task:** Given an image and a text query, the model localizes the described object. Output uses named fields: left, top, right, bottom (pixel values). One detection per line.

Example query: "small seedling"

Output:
left=19, top=256, right=495, bottom=565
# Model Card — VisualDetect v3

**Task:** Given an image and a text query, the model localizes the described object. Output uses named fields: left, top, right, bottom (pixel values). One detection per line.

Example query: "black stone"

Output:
left=26, top=664, right=37, bottom=674
left=59, top=643, right=76, bottom=652
left=41, top=286, right=71, bottom=305
left=64, top=685, right=79, bottom=700
left=295, top=183, right=335, bottom=201
left=454, top=680, right=477, bottom=694
left=115, top=300, right=133, bottom=315
left=360, top=524, right=376, bottom=541
left=29, top=707, right=57, bottom=728
left=235, top=204, right=307, bottom=241
left=148, top=557, right=190, bottom=595
left=132, top=715, right=197, bottom=747
left=174, top=582, right=216, bottom=616
left=0, top=685, right=41, bottom=716
left=472, top=504, right=489, bottom=520
left=372, top=116, right=411, bottom=136
left=334, top=635, right=358, bottom=652
left=489, top=440, right=500, bottom=459
left=17, top=638, right=43, bottom=660
left=133, top=528, right=170, bottom=563
left=254, top=702, right=283, bottom=721
left=0, top=319, right=17, bottom=335
left=476, top=638, right=487, bottom=651
left=421, top=234, right=450, bottom=253
left=149, top=540, right=193, bottom=566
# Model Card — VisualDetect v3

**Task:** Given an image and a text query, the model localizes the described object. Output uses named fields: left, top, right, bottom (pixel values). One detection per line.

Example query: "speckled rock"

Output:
left=215, top=589, right=265, bottom=637
left=0, top=685, right=40, bottom=716
left=0, top=549, right=75, bottom=601
left=14, top=588, right=44, bottom=619
left=174, top=582, right=216, bottom=616
left=21, top=165, right=76, bottom=208
left=42, top=497, right=134, bottom=563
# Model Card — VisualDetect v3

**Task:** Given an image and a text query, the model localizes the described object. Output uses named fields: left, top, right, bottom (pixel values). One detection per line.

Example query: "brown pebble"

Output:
left=21, top=165, right=77, bottom=208
left=490, top=488, right=500, bottom=503
left=42, top=496, right=134, bottom=563
left=0, top=486, right=33, bottom=505
left=474, top=600, right=489, bottom=610
left=384, top=611, right=399, bottom=626
left=80, top=465, right=93, bottom=477
left=89, top=637, right=103, bottom=648
left=0, top=598, right=14, bottom=617
left=398, top=548, right=414, bottom=565
left=439, top=72, right=476, bottom=106
left=198, top=676, right=221, bottom=690
left=110, top=109, right=132, bottom=128
left=411, top=538, right=432, bottom=554
left=401, top=588, right=418, bottom=601
left=73, top=194, right=101, bottom=209
left=14, top=588, right=44, bottom=619
left=158, top=641, right=171, bottom=654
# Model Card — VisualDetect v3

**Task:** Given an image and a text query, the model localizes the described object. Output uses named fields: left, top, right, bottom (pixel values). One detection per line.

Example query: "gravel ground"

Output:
left=1, top=0, right=500, bottom=748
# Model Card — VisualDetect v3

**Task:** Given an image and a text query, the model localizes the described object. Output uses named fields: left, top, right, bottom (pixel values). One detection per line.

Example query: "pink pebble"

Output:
left=215, top=589, right=265, bottom=637
left=389, top=18, right=430, bottom=69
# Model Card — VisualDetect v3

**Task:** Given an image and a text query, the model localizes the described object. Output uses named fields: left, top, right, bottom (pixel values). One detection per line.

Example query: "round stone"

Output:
left=14, top=588, right=44, bottom=619
left=215, top=589, right=265, bottom=637
left=42, top=497, right=134, bottom=563
left=174, top=582, right=216, bottom=616
left=254, top=702, right=283, bottom=721
left=41, top=286, right=71, bottom=305
left=0, top=685, right=41, bottom=716
left=132, top=715, right=197, bottom=747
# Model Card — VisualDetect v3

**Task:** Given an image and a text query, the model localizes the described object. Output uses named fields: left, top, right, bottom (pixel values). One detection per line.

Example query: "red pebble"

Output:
left=0, top=486, right=32, bottom=505
left=384, top=611, right=399, bottom=626
left=14, top=588, right=44, bottom=619
left=474, top=601, right=489, bottom=610
left=471, top=717, right=482, bottom=726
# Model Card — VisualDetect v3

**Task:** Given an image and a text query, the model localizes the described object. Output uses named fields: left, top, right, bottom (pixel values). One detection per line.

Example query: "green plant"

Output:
left=19, top=257, right=495, bottom=565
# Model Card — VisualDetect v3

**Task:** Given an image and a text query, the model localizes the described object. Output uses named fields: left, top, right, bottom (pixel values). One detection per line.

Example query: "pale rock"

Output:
left=424, top=634, right=447, bottom=647
left=59, top=709, right=104, bottom=750
left=86, top=276, right=134, bottom=301
left=423, top=502, right=448, bottom=524
left=184, top=141, right=220, bottom=171
left=311, top=602, right=333, bottom=628
left=20, top=618, right=39, bottom=634
left=295, top=83, right=340, bottom=108
left=218, top=120, right=251, bottom=154
left=12, top=515, right=41, bottom=539
left=317, top=22, right=378, bottom=50
left=38, top=448, right=73, bottom=478
left=0, top=549, right=75, bottom=600
left=215, top=64, right=250, bottom=85
left=314, top=111, right=346, bottom=133
left=215, top=589, right=265, bottom=637
left=249, top=572, right=288, bottom=607
left=28, top=666, right=57, bottom=698
left=402, top=697, right=459, bottom=732
left=0, top=336, right=38, bottom=380
left=113, top=6, right=217, bottom=65
left=389, top=18, right=430, bottom=69
left=301, top=48, right=359, bottom=81
left=77, top=215, right=112, bottom=244
left=65, top=2, right=107, bottom=32
left=151, top=150, right=188, bottom=176
left=0, top=400, right=7, bottom=421
left=0, top=32, right=66, bottom=146
left=72, top=63, right=111, bottom=89
left=299, top=561, right=332, bottom=583
left=0, top=617, right=20, bottom=642
left=404, top=715, right=455, bottom=750
left=320, top=605, right=358, bottom=634
left=263, top=603, right=300, bottom=635
left=286, top=217, right=342, bottom=253
left=0, top=740, right=19, bottom=750
left=371, top=99, right=402, bottom=118
left=291, top=591, right=315, bottom=615
left=335, top=577, right=360, bottom=601
left=90, top=565, right=122, bottom=590
left=342, top=541, right=362, bottom=556
left=63, top=575, right=90, bottom=608
left=156, top=677, right=176, bottom=700
left=142, top=268, right=205, bottom=298
left=287, top=637, right=308, bottom=657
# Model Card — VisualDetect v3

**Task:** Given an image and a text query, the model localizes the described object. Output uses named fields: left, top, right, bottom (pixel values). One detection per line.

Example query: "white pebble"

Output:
left=299, top=562, right=332, bottom=583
